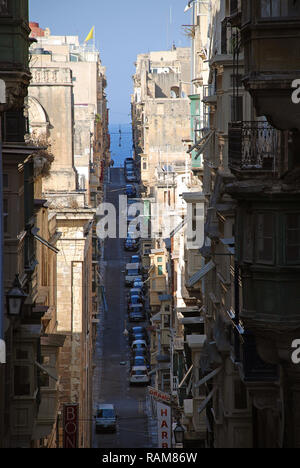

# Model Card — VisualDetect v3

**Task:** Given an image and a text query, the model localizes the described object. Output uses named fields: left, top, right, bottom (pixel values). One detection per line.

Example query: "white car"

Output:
left=129, top=366, right=150, bottom=385
left=131, top=339, right=147, bottom=351
left=95, top=404, right=117, bottom=433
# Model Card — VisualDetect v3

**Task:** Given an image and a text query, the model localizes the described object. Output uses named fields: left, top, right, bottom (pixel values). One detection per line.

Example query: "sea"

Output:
left=109, top=123, right=133, bottom=167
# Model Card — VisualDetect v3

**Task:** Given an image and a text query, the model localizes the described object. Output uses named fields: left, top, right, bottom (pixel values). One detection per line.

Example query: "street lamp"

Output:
left=6, top=274, right=27, bottom=317
left=184, top=1, right=194, bottom=13
left=173, top=419, right=185, bottom=445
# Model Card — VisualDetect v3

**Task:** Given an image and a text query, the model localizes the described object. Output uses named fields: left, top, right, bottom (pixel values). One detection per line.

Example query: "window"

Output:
left=260, top=0, right=300, bottom=17
left=163, top=314, right=170, bottom=327
left=234, top=379, right=248, bottom=410
left=14, top=366, right=31, bottom=396
left=255, top=213, right=275, bottom=264
left=39, top=372, right=50, bottom=388
left=0, top=0, right=8, bottom=16
left=16, top=348, right=29, bottom=360
left=231, top=74, right=243, bottom=88
left=285, top=214, right=300, bottom=264
left=221, top=18, right=228, bottom=54
left=3, top=173, right=8, bottom=187
left=158, top=265, right=163, bottom=276
left=157, top=257, right=163, bottom=263
left=3, top=198, right=8, bottom=233
left=231, top=95, right=243, bottom=122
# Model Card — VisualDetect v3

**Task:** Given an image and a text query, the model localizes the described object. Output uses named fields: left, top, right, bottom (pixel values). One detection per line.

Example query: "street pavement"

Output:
left=92, top=167, right=157, bottom=449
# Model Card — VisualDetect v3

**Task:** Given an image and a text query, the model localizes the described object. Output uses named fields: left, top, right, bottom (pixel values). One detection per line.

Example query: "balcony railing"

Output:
left=203, top=84, right=216, bottom=99
left=230, top=0, right=238, bottom=15
left=228, top=121, right=282, bottom=173
left=239, top=332, right=278, bottom=383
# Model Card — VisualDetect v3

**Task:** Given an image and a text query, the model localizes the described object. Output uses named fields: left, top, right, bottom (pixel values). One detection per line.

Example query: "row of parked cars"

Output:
left=124, top=158, right=140, bottom=252
left=123, top=159, right=151, bottom=385
left=124, top=157, right=138, bottom=183
left=94, top=158, right=147, bottom=432
left=125, top=256, right=150, bottom=386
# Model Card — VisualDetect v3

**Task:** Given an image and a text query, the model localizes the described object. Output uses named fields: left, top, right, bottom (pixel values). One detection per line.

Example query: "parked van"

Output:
left=125, top=263, right=142, bottom=286
left=95, top=404, right=117, bottom=433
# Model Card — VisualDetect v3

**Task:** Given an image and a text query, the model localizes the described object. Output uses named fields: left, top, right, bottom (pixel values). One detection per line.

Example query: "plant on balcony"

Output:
left=25, top=133, right=54, bottom=180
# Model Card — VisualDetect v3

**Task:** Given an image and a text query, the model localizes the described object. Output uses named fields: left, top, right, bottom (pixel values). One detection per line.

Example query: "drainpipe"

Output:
left=0, top=81, right=5, bottom=450
left=234, top=260, right=240, bottom=362
left=0, top=79, right=6, bottom=364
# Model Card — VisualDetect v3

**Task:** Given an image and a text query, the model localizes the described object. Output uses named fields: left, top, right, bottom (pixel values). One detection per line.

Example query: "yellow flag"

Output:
left=84, top=26, right=94, bottom=42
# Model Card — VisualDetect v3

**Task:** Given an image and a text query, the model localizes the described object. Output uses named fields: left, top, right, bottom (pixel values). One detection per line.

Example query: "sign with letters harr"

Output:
left=157, top=402, right=171, bottom=448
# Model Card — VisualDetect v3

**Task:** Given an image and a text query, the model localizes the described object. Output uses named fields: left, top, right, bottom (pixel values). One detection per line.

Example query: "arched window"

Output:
left=170, top=86, right=180, bottom=99
left=0, top=79, right=5, bottom=104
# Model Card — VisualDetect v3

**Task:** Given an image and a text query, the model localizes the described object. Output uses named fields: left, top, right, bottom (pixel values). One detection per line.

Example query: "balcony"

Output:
left=239, top=332, right=278, bottom=383
left=240, top=0, right=300, bottom=131
left=229, top=0, right=242, bottom=26
left=228, top=121, right=286, bottom=175
left=203, top=84, right=217, bottom=105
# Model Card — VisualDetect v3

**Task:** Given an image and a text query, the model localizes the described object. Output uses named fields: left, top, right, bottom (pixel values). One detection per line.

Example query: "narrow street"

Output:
left=92, top=168, right=157, bottom=449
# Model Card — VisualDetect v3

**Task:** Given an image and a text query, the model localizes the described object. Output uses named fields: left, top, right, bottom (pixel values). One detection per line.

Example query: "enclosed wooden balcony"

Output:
left=239, top=0, right=300, bottom=131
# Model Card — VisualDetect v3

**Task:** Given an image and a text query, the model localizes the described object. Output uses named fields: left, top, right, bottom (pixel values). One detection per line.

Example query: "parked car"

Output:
left=125, top=184, right=136, bottom=198
left=128, top=308, right=146, bottom=322
left=133, top=279, right=146, bottom=293
left=127, top=290, right=145, bottom=305
left=131, top=348, right=148, bottom=361
left=125, top=163, right=135, bottom=173
left=125, top=171, right=137, bottom=183
left=130, top=255, right=141, bottom=264
left=128, top=333, right=149, bottom=345
left=130, top=355, right=150, bottom=370
left=129, top=287, right=144, bottom=296
left=129, top=366, right=150, bottom=385
left=127, top=297, right=143, bottom=313
left=127, top=210, right=141, bottom=225
left=124, top=238, right=139, bottom=252
left=131, top=343, right=148, bottom=357
left=95, top=404, right=117, bottom=433
left=127, top=198, right=139, bottom=206
left=129, top=334, right=148, bottom=347
left=131, top=339, right=147, bottom=351
left=127, top=296, right=144, bottom=312
left=128, top=326, right=148, bottom=342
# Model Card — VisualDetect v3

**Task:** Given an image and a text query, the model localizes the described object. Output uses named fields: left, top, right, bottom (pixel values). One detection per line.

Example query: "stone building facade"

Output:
left=24, top=23, right=110, bottom=447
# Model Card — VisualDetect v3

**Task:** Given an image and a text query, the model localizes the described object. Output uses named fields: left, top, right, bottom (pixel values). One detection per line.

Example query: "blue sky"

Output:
left=29, top=0, right=192, bottom=124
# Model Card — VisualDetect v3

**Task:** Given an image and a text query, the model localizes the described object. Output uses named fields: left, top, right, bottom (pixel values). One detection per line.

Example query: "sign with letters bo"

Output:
left=63, top=404, right=79, bottom=448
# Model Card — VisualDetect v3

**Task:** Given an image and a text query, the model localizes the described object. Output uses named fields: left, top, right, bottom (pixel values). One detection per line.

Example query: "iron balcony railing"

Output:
left=203, top=84, right=216, bottom=99
left=228, top=121, right=282, bottom=173
left=230, top=0, right=238, bottom=15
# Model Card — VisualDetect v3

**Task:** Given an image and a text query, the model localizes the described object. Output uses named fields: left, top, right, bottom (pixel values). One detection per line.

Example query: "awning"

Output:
left=198, top=387, right=217, bottom=415
left=151, top=312, right=161, bottom=323
left=220, top=237, right=235, bottom=255
left=194, top=130, right=215, bottom=159
left=158, top=294, right=172, bottom=302
left=178, top=364, right=193, bottom=389
left=35, top=361, right=58, bottom=382
left=170, top=218, right=187, bottom=238
left=180, top=317, right=204, bottom=325
left=186, top=260, right=215, bottom=288
left=32, top=229, right=60, bottom=254
left=194, top=366, right=222, bottom=389
left=187, top=130, right=213, bottom=154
